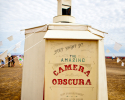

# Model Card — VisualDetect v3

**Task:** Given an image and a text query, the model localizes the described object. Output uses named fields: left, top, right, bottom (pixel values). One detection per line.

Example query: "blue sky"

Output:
left=0, top=0, right=125, bottom=56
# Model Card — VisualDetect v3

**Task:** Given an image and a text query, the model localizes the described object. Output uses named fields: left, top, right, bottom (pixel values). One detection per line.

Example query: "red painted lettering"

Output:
left=64, top=64, right=72, bottom=71
left=85, top=79, right=91, bottom=85
left=53, top=71, right=58, bottom=76
left=68, top=79, right=72, bottom=85
left=63, top=79, right=67, bottom=85
left=52, top=79, right=57, bottom=85
left=79, top=79, right=84, bottom=85
left=73, top=79, right=78, bottom=85
left=78, top=65, right=84, bottom=72
left=58, top=79, right=62, bottom=85
left=53, top=64, right=91, bottom=76
left=59, top=67, right=65, bottom=73
left=84, top=71, right=90, bottom=77
left=52, top=79, right=91, bottom=85
left=73, top=64, right=78, bottom=70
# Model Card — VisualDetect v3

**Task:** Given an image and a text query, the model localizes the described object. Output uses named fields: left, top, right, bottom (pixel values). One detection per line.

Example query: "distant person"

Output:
left=112, top=57, right=113, bottom=60
left=10, top=56, right=13, bottom=67
left=13, top=56, right=15, bottom=67
left=1, top=60, right=5, bottom=68
left=121, top=57, right=123, bottom=60
left=11, top=56, right=15, bottom=67
left=7, top=56, right=10, bottom=67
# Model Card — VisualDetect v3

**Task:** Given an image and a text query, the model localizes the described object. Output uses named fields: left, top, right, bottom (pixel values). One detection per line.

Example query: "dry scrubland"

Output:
left=0, top=58, right=125, bottom=100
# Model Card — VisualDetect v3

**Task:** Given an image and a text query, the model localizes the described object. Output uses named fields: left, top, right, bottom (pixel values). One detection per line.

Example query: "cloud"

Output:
left=72, top=0, right=125, bottom=30
left=0, top=0, right=125, bottom=55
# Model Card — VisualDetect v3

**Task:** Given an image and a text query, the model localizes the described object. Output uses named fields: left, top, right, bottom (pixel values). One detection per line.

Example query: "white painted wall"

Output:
left=21, top=31, right=46, bottom=100
left=21, top=23, right=108, bottom=100
left=98, top=39, right=108, bottom=100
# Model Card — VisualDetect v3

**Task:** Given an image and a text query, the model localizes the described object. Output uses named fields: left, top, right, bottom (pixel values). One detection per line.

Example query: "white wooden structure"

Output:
left=21, top=0, right=108, bottom=100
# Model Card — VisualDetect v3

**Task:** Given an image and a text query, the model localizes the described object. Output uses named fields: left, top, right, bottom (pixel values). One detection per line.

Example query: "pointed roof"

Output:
left=21, top=23, right=108, bottom=39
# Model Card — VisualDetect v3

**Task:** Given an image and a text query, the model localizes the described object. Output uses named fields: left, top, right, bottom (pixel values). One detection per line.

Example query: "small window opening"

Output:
left=62, top=4, right=71, bottom=15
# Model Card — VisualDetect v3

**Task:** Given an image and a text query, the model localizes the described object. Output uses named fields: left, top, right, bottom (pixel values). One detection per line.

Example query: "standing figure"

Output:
left=10, top=56, right=13, bottom=67
left=112, top=57, right=113, bottom=60
left=12, top=56, right=15, bottom=67
left=8, top=56, right=10, bottom=67
left=1, top=60, right=5, bottom=68
left=11, top=56, right=15, bottom=67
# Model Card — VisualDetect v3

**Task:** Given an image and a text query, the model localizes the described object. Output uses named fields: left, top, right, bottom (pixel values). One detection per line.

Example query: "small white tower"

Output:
left=53, top=0, right=75, bottom=23
left=21, top=0, right=108, bottom=100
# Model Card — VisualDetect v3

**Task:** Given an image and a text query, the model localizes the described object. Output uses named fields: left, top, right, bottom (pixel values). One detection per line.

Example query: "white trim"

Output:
left=98, top=40, right=108, bottom=100
left=25, top=25, right=48, bottom=34
left=88, top=27, right=105, bottom=38
left=44, top=30, right=102, bottom=40
left=89, top=26, right=108, bottom=34
left=48, top=25, right=88, bottom=31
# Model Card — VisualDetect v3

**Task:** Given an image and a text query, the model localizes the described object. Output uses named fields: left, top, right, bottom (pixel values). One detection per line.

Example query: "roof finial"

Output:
left=53, top=0, right=75, bottom=23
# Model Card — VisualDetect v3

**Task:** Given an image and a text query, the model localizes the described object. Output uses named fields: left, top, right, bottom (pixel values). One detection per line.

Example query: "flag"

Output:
left=112, top=54, right=115, bottom=58
left=13, top=47, right=17, bottom=52
left=7, top=53, right=11, bottom=57
left=19, top=57, right=22, bottom=61
left=7, top=35, right=13, bottom=41
left=114, top=42, right=122, bottom=52
left=17, top=56, right=19, bottom=59
left=0, top=50, right=8, bottom=62
left=0, top=41, right=2, bottom=46
left=117, top=58, right=120, bottom=63
left=19, top=57, right=23, bottom=66
left=15, top=41, right=21, bottom=49
left=121, top=62, right=124, bottom=66
left=20, top=30, right=25, bottom=34
left=106, top=49, right=110, bottom=53
left=19, top=57, right=23, bottom=62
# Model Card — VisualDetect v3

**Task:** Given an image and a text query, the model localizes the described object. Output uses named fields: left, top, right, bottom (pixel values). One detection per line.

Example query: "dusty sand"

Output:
left=0, top=58, right=125, bottom=100
left=0, top=57, right=22, bottom=100
left=106, top=59, right=125, bottom=100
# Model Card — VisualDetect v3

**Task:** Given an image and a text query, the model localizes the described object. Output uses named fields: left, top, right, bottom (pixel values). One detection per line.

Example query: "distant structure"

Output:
left=21, top=0, right=108, bottom=100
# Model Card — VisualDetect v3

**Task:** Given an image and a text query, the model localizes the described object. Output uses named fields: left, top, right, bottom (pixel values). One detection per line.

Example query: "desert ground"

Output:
left=0, top=58, right=125, bottom=100
left=106, top=59, right=125, bottom=100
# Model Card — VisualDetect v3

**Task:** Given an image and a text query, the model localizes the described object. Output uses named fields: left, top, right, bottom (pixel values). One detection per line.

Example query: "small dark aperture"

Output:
left=62, top=4, right=71, bottom=15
